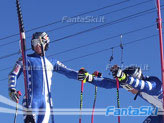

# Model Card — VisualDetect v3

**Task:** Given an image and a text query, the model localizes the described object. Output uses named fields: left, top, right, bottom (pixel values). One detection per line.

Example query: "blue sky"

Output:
left=0, top=0, right=164, bottom=123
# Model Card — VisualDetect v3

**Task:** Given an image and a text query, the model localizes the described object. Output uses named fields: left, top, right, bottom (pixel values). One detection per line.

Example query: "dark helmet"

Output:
left=123, top=66, right=142, bottom=79
left=31, top=32, right=50, bottom=51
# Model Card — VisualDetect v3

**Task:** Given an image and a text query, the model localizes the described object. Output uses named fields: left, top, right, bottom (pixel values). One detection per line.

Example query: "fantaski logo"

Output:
left=106, top=106, right=158, bottom=116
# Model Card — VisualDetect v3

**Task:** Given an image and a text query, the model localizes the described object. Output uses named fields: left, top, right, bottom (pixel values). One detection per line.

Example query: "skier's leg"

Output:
left=143, top=115, right=163, bottom=123
left=22, top=96, right=27, bottom=122
left=22, top=96, right=36, bottom=123
left=37, top=100, right=50, bottom=123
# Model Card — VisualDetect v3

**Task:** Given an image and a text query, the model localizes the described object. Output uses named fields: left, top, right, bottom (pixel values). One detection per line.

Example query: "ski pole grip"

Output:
left=17, top=91, right=22, bottom=96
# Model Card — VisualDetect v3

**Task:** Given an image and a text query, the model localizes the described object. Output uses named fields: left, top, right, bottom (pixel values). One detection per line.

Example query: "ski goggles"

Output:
left=31, top=39, right=41, bottom=47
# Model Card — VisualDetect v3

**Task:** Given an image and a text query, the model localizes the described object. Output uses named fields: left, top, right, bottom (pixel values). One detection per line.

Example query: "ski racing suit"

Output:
left=90, top=75, right=163, bottom=123
left=8, top=53, right=78, bottom=123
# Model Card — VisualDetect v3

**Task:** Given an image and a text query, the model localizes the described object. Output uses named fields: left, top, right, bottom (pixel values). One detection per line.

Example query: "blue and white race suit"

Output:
left=91, top=75, right=163, bottom=123
left=8, top=53, right=78, bottom=123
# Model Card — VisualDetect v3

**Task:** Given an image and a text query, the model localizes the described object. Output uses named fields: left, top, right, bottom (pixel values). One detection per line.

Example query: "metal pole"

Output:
left=79, top=80, right=84, bottom=123
left=156, top=0, right=164, bottom=118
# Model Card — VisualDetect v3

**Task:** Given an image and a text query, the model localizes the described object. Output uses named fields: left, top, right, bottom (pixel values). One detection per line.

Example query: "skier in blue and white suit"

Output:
left=8, top=32, right=78, bottom=123
left=78, top=65, right=163, bottom=123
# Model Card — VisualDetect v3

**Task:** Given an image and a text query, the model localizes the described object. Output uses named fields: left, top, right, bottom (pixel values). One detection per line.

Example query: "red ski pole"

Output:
left=91, top=86, right=97, bottom=123
left=156, top=0, right=164, bottom=120
left=116, top=78, right=120, bottom=123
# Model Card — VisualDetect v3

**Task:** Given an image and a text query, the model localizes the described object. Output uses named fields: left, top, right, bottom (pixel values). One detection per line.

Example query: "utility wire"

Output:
left=0, top=32, right=159, bottom=82
left=49, top=4, right=160, bottom=44
left=62, top=34, right=158, bottom=63
left=99, top=0, right=153, bottom=17
left=0, top=0, right=129, bottom=41
left=0, top=67, right=13, bottom=72
left=0, top=7, right=159, bottom=60
left=48, top=24, right=155, bottom=57
left=0, top=24, right=155, bottom=73
left=0, top=0, right=153, bottom=48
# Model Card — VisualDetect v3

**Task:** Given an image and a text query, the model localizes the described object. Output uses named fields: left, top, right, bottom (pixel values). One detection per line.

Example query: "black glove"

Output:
left=78, top=68, right=93, bottom=82
left=92, top=71, right=102, bottom=77
left=9, top=89, right=22, bottom=103
left=25, top=115, right=35, bottom=123
left=78, top=68, right=87, bottom=81
left=110, top=65, right=127, bottom=83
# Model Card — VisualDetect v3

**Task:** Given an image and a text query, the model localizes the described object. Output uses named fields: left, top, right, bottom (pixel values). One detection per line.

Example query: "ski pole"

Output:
left=116, top=78, right=120, bottom=123
left=14, top=103, right=18, bottom=123
left=14, top=91, right=22, bottom=123
left=79, top=79, right=84, bottom=123
left=79, top=68, right=87, bottom=123
left=91, top=86, right=97, bottom=123
left=91, top=71, right=101, bottom=123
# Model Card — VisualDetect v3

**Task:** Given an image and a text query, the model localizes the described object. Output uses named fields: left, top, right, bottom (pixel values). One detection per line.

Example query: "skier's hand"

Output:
left=110, top=65, right=127, bottom=83
left=92, top=71, right=102, bottom=77
left=78, top=68, right=93, bottom=82
left=25, top=115, right=35, bottom=123
left=9, top=89, right=22, bottom=103
left=110, top=65, right=122, bottom=78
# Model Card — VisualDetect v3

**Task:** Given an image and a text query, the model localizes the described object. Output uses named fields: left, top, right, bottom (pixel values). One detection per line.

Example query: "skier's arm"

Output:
left=53, top=60, right=78, bottom=80
left=126, top=76, right=162, bottom=95
left=8, top=57, right=23, bottom=91
left=110, top=65, right=162, bottom=94
left=78, top=68, right=118, bottom=89
left=8, top=58, right=23, bottom=102
left=91, top=77, right=117, bottom=89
